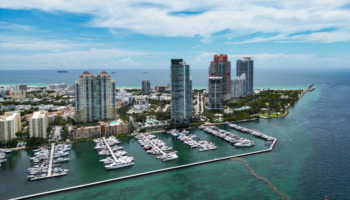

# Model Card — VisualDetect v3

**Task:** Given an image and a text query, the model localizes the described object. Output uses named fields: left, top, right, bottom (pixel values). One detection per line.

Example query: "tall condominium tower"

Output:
left=74, top=71, right=117, bottom=123
left=236, top=57, right=253, bottom=95
left=170, top=59, right=193, bottom=125
left=0, top=112, right=21, bottom=142
left=29, top=111, right=49, bottom=139
left=231, top=73, right=247, bottom=98
left=208, top=77, right=223, bottom=111
left=141, top=80, right=151, bottom=95
left=209, top=54, right=231, bottom=100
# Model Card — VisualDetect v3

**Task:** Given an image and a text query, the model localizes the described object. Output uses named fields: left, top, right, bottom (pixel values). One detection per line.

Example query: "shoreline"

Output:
left=259, top=84, right=313, bottom=119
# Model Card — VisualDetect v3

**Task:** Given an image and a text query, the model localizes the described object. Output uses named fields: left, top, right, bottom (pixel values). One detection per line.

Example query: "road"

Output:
left=201, top=96, right=204, bottom=114
left=196, top=94, right=200, bottom=115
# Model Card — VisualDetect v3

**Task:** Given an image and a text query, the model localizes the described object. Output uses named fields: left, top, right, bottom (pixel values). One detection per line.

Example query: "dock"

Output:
left=226, top=122, right=275, bottom=142
left=11, top=138, right=277, bottom=200
left=47, top=143, right=55, bottom=177
left=140, top=134, right=166, bottom=156
left=102, top=137, right=118, bottom=162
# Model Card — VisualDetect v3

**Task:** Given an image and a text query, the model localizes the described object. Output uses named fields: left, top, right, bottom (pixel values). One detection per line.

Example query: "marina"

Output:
left=201, top=125, right=255, bottom=147
left=93, top=136, right=134, bottom=169
left=27, top=143, right=71, bottom=181
left=0, top=148, right=12, bottom=167
left=11, top=138, right=277, bottom=200
left=226, top=122, right=276, bottom=145
left=1, top=126, right=274, bottom=199
left=135, top=133, right=178, bottom=161
left=167, top=129, right=217, bottom=151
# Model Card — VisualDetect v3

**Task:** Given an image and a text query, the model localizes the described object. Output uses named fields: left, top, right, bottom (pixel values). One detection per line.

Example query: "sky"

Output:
left=0, top=0, right=350, bottom=70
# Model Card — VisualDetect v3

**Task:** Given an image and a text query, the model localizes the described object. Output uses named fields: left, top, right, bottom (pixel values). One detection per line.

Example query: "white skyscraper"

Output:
left=231, top=73, right=247, bottom=98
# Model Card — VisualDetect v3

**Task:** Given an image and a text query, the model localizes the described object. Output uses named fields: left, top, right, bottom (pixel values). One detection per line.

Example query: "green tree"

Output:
left=7, top=138, right=18, bottom=148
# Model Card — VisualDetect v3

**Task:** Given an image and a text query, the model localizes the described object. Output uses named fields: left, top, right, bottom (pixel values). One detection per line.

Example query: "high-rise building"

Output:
left=29, top=111, right=49, bottom=139
left=170, top=59, right=193, bottom=125
left=231, top=73, right=247, bottom=98
left=236, top=57, right=253, bottom=95
left=208, top=77, right=223, bottom=111
left=0, top=112, right=21, bottom=143
left=74, top=71, right=117, bottom=123
left=16, top=84, right=27, bottom=91
left=209, top=54, right=231, bottom=100
left=141, top=80, right=151, bottom=95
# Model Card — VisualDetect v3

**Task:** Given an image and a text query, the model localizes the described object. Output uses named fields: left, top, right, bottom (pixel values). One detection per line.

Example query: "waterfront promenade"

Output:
left=11, top=139, right=277, bottom=200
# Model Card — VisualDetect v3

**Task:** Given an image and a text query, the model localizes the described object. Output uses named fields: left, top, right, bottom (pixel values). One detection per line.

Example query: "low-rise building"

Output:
left=7, top=90, right=26, bottom=100
left=70, top=120, right=130, bottom=140
left=29, top=111, right=49, bottom=139
left=48, top=83, right=67, bottom=90
left=0, top=112, right=21, bottom=142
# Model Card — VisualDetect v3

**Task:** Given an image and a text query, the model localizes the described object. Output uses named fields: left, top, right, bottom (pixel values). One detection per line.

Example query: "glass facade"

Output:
left=142, top=80, right=151, bottom=95
left=171, top=59, right=193, bottom=125
left=208, top=77, right=223, bottom=111
left=236, top=57, right=253, bottom=95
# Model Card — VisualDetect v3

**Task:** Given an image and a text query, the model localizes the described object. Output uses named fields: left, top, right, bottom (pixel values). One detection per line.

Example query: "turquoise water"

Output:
left=108, top=120, right=119, bottom=124
left=0, top=70, right=350, bottom=199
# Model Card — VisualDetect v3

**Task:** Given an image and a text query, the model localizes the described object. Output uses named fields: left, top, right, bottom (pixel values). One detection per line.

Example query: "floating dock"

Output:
left=47, top=143, right=55, bottom=177
left=140, top=134, right=167, bottom=156
left=30, top=143, right=68, bottom=181
left=102, top=137, right=118, bottom=162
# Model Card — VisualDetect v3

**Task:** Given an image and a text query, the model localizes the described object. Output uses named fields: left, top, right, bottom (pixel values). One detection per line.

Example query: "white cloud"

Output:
left=1, top=0, right=350, bottom=42
left=0, top=48, right=148, bottom=69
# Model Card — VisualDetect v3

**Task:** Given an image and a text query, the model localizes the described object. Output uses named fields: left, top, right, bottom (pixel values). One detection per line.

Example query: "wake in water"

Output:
left=232, top=158, right=291, bottom=200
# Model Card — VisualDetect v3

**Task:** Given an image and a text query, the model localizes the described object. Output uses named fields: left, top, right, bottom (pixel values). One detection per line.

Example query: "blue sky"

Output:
left=0, top=0, right=350, bottom=70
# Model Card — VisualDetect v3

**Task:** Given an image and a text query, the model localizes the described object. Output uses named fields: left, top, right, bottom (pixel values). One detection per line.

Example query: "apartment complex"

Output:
left=71, top=120, right=129, bottom=140
left=236, top=57, right=254, bottom=95
left=141, top=80, right=151, bottom=95
left=170, top=59, right=193, bottom=125
left=231, top=73, right=247, bottom=98
left=29, top=111, right=49, bottom=139
left=208, top=77, right=223, bottom=111
left=74, top=71, right=117, bottom=123
left=209, top=54, right=231, bottom=100
left=7, top=90, right=26, bottom=100
left=0, top=112, right=21, bottom=142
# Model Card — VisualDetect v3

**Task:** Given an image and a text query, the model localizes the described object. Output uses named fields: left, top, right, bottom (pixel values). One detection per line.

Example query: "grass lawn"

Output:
left=259, top=112, right=285, bottom=118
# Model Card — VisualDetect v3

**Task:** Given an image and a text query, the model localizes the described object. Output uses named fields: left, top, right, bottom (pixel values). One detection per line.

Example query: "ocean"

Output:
left=0, top=68, right=327, bottom=89
left=0, top=69, right=350, bottom=199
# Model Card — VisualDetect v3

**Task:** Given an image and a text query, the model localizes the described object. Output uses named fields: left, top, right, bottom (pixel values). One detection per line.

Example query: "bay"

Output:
left=0, top=69, right=349, bottom=199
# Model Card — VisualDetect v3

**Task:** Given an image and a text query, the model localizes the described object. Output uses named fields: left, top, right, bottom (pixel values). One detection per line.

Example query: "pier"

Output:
left=11, top=139, right=277, bottom=200
left=140, top=134, right=166, bottom=156
left=226, top=122, right=275, bottom=142
left=29, top=143, right=68, bottom=181
left=102, top=137, right=118, bottom=162
left=47, top=143, right=55, bottom=177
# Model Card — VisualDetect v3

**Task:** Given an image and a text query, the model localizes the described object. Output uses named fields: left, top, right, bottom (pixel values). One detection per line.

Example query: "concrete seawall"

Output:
left=11, top=139, right=277, bottom=200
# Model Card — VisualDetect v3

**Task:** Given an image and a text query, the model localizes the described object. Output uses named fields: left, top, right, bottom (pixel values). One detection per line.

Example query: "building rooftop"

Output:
left=82, top=71, right=91, bottom=75
left=32, top=110, right=47, bottom=119
left=0, top=112, right=19, bottom=121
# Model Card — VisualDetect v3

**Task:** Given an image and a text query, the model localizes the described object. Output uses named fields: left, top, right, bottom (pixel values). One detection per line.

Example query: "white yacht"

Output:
left=105, top=161, right=134, bottom=169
